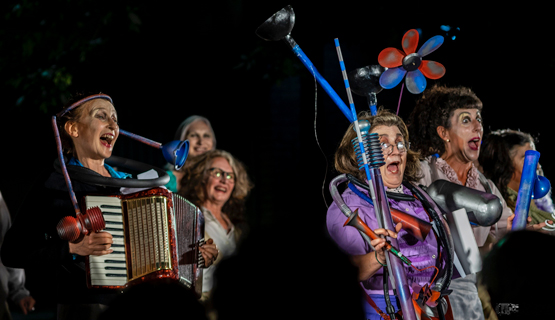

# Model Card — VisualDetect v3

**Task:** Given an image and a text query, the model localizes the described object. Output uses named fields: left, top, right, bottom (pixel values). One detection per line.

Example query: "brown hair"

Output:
left=479, top=129, right=536, bottom=201
left=407, top=84, right=483, bottom=158
left=178, top=149, right=253, bottom=223
left=334, top=107, right=421, bottom=183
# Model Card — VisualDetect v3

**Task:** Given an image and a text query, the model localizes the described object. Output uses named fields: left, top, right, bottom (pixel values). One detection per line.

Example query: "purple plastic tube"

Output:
left=367, top=167, right=416, bottom=320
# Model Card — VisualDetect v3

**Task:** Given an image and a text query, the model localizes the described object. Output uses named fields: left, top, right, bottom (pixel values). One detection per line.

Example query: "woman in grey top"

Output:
left=406, top=84, right=513, bottom=320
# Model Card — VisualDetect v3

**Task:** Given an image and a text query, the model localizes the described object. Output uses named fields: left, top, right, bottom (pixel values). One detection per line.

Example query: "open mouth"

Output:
left=215, top=186, right=228, bottom=193
left=387, top=161, right=400, bottom=174
left=468, top=137, right=481, bottom=151
left=100, top=133, right=115, bottom=148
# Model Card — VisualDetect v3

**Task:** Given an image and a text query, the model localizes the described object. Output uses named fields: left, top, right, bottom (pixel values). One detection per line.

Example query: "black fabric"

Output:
left=57, top=303, right=108, bottom=320
left=53, top=156, right=170, bottom=188
left=477, top=171, right=492, bottom=194
left=403, top=181, right=453, bottom=294
left=346, top=174, right=416, bottom=202
left=1, top=167, right=122, bottom=306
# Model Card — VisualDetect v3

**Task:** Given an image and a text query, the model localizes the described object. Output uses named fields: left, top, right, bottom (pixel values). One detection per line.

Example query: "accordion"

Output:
left=83, top=187, right=204, bottom=296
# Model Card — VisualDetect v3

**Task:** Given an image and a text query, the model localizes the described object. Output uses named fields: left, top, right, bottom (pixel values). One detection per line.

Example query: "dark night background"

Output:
left=0, top=1, right=551, bottom=317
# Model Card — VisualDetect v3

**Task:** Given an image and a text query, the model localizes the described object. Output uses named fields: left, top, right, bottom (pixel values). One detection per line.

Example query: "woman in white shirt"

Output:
left=178, top=149, right=253, bottom=319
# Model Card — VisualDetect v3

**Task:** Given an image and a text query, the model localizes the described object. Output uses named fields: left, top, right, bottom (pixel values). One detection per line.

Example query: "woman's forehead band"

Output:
left=56, top=94, right=113, bottom=118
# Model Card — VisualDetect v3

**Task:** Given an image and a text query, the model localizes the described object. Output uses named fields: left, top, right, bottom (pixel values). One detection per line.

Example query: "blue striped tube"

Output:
left=334, top=38, right=357, bottom=122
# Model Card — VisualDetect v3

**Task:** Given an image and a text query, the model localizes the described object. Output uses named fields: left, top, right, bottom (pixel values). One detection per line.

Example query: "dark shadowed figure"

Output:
left=481, top=230, right=554, bottom=319
left=212, top=206, right=365, bottom=320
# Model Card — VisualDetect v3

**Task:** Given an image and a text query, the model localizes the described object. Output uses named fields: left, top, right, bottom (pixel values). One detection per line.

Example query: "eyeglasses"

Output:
left=207, top=167, right=235, bottom=182
left=381, top=141, right=410, bottom=156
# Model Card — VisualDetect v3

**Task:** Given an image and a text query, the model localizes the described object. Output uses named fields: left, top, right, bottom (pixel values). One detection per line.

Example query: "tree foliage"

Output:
left=1, top=1, right=143, bottom=113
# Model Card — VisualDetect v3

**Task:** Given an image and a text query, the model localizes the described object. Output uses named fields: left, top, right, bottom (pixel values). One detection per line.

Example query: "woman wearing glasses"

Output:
left=178, top=149, right=253, bottom=320
left=406, top=85, right=514, bottom=320
left=326, top=108, right=453, bottom=320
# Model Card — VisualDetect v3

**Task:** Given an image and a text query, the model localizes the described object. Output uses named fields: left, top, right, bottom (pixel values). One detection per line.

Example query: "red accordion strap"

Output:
left=361, top=284, right=392, bottom=320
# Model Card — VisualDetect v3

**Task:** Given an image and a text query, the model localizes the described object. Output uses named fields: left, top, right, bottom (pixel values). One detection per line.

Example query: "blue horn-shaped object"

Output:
left=120, top=130, right=190, bottom=170
left=162, top=140, right=189, bottom=170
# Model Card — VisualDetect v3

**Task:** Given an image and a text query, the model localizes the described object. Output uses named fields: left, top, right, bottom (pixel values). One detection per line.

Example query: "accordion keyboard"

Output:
left=85, top=195, right=128, bottom=287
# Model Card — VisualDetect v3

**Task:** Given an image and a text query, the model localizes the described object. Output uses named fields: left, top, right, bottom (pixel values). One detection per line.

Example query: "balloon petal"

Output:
left=405, top=70, right=427, bottom=94
left=419, top=60, right=446, bottom=79
left=379, top=67, right=407, bottom=89
left=378, top=48, right=405, bottom=68
left=417, top=35, right=444, bottom=57
left=402, top=29, right=419, bottom=55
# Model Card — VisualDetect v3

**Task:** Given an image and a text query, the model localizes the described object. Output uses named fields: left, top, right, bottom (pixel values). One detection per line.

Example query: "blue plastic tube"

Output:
left=512, top=150, right=540, bottom=230
left=290, top=45, right=354, bottom=123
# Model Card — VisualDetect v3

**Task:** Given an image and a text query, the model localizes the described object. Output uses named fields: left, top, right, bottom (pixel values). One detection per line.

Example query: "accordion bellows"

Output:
left=84, top=188, right=204, bottom=296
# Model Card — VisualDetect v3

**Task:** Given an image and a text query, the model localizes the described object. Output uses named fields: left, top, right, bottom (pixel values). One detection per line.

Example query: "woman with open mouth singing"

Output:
left=407, top=84, right=514, bottom=320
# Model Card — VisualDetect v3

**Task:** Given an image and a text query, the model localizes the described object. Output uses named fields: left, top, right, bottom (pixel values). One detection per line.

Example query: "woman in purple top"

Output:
left=327, top=108, right=453, bottom=320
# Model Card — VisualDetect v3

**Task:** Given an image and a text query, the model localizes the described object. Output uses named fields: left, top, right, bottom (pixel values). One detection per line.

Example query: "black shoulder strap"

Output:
left=345, top=174, right=415, bottom=202
left=403, top=181, right=453, bottom=293
left=477, top=171, right=492, bottom=194
left=429, top=156, right=440, bottom=183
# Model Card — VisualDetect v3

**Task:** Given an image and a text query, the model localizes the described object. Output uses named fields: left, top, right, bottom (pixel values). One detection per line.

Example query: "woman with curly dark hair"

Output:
left=178, top=149, right=253, bottom=319
left=479, top=129, right=554, bottom=232
left=407, top=84, right=514, bottom=242
left=407, top=84, right=514, bottom=320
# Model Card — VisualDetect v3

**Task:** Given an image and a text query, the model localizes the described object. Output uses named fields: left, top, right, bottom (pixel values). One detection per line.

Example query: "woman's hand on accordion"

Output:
left=68, top=231, right=114, bottom=256
left=200, top=238, right=219, bottom=268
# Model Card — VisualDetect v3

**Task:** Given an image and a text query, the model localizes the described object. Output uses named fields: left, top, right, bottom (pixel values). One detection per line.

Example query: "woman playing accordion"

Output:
left=0, top=93, right=218, bottom=320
